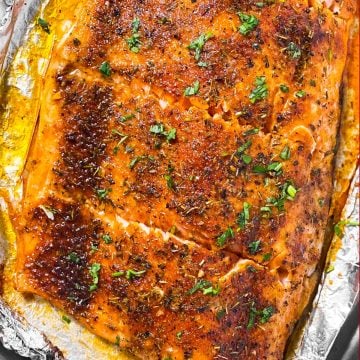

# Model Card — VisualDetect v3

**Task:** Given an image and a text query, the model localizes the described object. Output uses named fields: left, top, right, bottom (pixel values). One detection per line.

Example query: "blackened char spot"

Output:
left=54, top=70, right=113, bottom=195
left=26, top=200, right=102, bottom=312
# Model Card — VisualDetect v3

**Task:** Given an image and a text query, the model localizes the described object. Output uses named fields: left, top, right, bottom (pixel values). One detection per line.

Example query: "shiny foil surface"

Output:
left=0, top=1, right=358, bottom=359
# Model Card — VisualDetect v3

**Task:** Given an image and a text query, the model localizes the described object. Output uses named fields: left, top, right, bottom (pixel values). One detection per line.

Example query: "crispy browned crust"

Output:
left=10, top=0, right=356, bottom=359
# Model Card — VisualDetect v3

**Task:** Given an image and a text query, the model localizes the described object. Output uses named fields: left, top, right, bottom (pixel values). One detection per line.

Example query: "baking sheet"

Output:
left=0, top=1, right=359, bottom=359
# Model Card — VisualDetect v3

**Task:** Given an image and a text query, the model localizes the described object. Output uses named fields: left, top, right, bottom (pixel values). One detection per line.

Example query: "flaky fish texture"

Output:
left=10, top=0, right=356, bottom=359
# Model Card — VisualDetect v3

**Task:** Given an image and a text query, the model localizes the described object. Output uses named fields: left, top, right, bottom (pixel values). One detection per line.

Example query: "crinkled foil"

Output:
left=0, top=1, right=358, bottom=359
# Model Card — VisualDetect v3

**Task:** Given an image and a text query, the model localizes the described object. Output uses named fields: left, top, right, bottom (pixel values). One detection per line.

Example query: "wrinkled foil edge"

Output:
left=294, top=168, right=359, bottom=360
left=0, top=299, right=63, bottom=359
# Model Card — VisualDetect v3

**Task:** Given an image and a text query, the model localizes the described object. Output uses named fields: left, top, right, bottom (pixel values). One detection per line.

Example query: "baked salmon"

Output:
left=9, top=0, right=356, bottom=358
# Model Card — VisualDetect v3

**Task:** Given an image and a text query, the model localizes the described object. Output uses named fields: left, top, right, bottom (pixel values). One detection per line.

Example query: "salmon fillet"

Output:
left=10, top=0, right=356, bottom=358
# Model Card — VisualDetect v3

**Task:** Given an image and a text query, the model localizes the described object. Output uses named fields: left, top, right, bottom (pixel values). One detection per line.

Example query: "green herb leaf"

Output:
left=243, top=128, right=259, bottom=136
left=236, top=140, right=252, bottom=155
left=249, top=76, right=268, bottom=103
left=125, top=269, right=146, bottom=280
left=286, top=184, right=297, bottom=198
left=66, top=252, right=80, bottom=264
left=295, top=90, right=307, bottom=98
left=262, top=252, right=272, bottom=262
left=96, top=188, right=111, bottom=200
left=187, top=279, right=220, bottom=296
left=242, top=154, right=252, bottom=164
left=131, top=17, right=140, bottom=33
left=127, top=18, right=141, bottom=52
left=164, top=174, right=176, bottom=191
left=287, top=42, right=301, bottom=59
left=247, top=306, right=257, bottom=329
left=99, top=61, right=111, bottom=77
left=127, top=33, right=141, bottom=53
left=38, top=18, right=50, bottom=33
left=89, top=263, right=101, bottom=292
left=334, top=219, right=360, bottom=238
left=102, top=234, right=112, bottom=244
left=259, top=306, right=274, bottom=323
left=62, top=315, right=71, bottom=324
left=280, top=145, right=291, bottom=160
left=166, top=128, right=177, bottom=141
left=216, top=227, right=234, bottom=247
left=237, top=202, right=251, bottom=230
left=237, top=13, right=259, bottom=36
left=248, top=240, right=261, bottom=254
left=188, top=32, right=213, bottom=61
left=176, top=331, right=183, bottom=340
left=150, top=122, right=176, bottom=142
left=202, top=285, right=220, bottom=296
left=279, top=84, right=289, bottom=93
left=184, top=80, right=200, bottom=96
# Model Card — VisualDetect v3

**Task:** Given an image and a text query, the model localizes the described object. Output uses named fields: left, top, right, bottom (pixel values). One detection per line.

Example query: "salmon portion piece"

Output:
left=10, top=0, right=356, bottom=359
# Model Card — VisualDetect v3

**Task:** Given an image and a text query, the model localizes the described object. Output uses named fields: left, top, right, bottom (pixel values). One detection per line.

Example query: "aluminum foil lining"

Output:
left=0, top=1, right=358, bottom=359
left=0, top=299, right=63, bottom=359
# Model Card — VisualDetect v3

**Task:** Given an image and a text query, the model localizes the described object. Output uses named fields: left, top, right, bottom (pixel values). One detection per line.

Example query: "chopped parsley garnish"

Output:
left=184, top=80, right=200, bottom=96
left=237, top=13, right=259, bottom=36
left=38, top=18, right=50, bottom=33
left=96, top=188, right=112, bottom=200
left=279, top=84, right=289, bottom=93
left=129, top=155, right=154, bottom=169
left=253, top=162, right=282, bottom=176
left=259, top=306, right=274, bottom=323
left=66, top=252, right=80, bottom=264
left=99, top=61, right=111, bottom=77
left=286, top=42, right=301, bottom=59
left=249, top=76, right=268, bottom=104
left=164, top=174, right=176, bottom=191
left=216, top=227, right=234, bottom=247
left=150, top=122, right=177, bottom=142
left=280, top=145, right=291, bottom=160
left=266, top=181, right=298, bottom=212
left=127, top=18, right=141, bottom=53
left=187, top=279, right=220, bottom=296
left=262, top=252, right=272, bottom=262
left=236, top=140, right=252, bottom=155
left=243, top=128, right=259, bottom=136
left=119, top=113, right=135, bottom=122
left=295, top=90, right=307, bottom=98
left=89, top=263, right=101, bottom=292
left=247, top=304, right=274, bottom=329
left=112, top=269, right=146, bottom=280
left=242, top=154, right=252, bottom=164
left=247, top=306, right=257, bottom=329
left=176, top=331, right=183, bottom=340
left=237, top=202, right=251, bottom=230
left=62, top=315, right=71, bottom=324
left=131, top=17, right=140, bottom=32
left=102, top=234, right=112, bottom=244
left=248, top=240, right=261, bottom=254
left=286, top=184, right=297, bottom=198
left=188, top=32, right=213, bottom=63
left=334, top=219, right=360, bottom=238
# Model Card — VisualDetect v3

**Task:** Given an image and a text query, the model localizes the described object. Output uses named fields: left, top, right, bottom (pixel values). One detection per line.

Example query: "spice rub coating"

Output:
left=11, top=0, right=355, bottom=359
